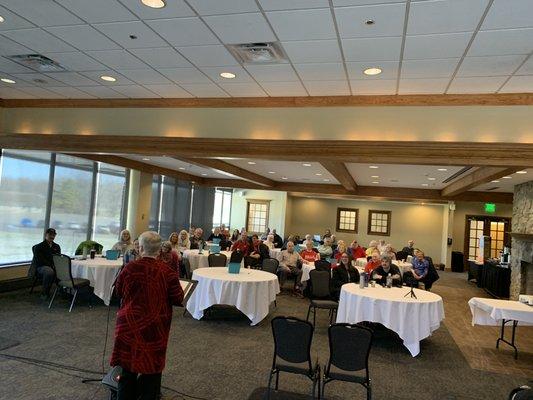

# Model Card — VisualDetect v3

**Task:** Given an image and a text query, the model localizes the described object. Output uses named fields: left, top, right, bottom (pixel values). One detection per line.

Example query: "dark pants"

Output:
left=244, top=256, right=262, bottom=269
left=117, top=369, right=162, bottom=400
left=37, top=266, right=55, bottom=296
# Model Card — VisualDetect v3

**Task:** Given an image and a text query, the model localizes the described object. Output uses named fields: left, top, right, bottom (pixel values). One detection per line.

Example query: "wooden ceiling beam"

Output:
left=441, top=167, right=521, bottom=197
left=320, top=161, right=357, bottom=192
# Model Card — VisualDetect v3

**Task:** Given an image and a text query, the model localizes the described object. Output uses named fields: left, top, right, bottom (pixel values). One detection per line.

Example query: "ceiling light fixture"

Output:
left=372, top=181, right=379, bottom=184
left=178, top=167, right=185, bottom=170
left=268, top=171, right=276, bottom=174
left=371, top=175, right=379, bottom=178
left=502, top=176, right=512, bottom=179
left=365, top=19, right=375, bottom=25
left=323, top=179, right=330, bottom=182
left=1, top=78, right=15, bottom=84
left=247, top=161, right=256, bottom=165
left=100, top=75, right=116, bottom=82
left=302, top=163, right=311, bottom=167
left=369, top=165, right=379, bottom=169
left=421, top=183, right=429, bottom=187
left=220, top=72, right=236, bottom=79
left=437, top=168, right=448, bottom=171
left=516, top=170, right=527, bottom=174
left=364, top=67, right=382, bottom=76
left=0, top=16, right=5, bottom=23
left=315, top=173, right=322, bottom=176
left=491, top=180, right=500, bottom=183
left=141, top=0, right=166, bottom=8
left=428, top=177, right=436, bottom=181
left=201, top=173, right=207, bottom=176
left=281, top=177, right=288, bottom=180
left=142, top=157, right=150, bottom=161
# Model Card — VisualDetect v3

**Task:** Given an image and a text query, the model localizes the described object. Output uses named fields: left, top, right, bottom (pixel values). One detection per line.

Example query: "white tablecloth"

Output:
left=468, top=297, right=533, bottom=326
left=71, top=258, right=122, bottom=305
left=269, top=248, right=282, bottom=261
left=182, top=250, right=232, bottom=271
left=186, top=267, right=280, bottom=326
left=336, top=284, right=444, bottom=356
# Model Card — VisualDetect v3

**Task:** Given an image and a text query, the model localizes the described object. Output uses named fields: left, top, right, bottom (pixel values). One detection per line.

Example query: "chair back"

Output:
left=314, top=259, right=331, bottom=272
left=309, top=269, right=331, bottom=298
left=229, top=250, right=244, bottom=263
left=396, top=250, right=408, bottom=261
left=271, top=316, right=314, bottom=367
left=262, top=258, right=279, bottom=274
left=28, top=245, right=38, bottom=278
left=328, top=323, right=373, bottom=372
left=182, top=257, right=192, bottom=279
left=53, top=254, right=73, bottom=284
left=208, top=252, right=227, bottom=267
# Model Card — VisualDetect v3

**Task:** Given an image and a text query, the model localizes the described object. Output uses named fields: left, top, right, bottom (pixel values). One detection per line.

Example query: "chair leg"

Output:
left=30, top=276, right=37, bottom=293
left=48, top=286, right=58, bottom=309
left=69, top=289, right=78, bottom=313
left=313, top=306, right=316, bottom=327
left=306, top=304, right=311, bottom=322
left=367, top=381, right=372, bottom=400
left=275, top=370, right=279, bottom=391
left=267, top=370, right=274, bottom=400
left=274, top=300, right=277, bottom=308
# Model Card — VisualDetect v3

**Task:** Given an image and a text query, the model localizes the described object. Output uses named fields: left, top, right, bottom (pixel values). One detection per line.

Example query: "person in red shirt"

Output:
left=364, top=249, right=381, bottom=275
left=349, top=240, right=367, bottom=259
left=300, top=240, right=320, bottom=264
left=111, top=231, right=184, bottom=400
left=231, top=232, right=250, bottom=256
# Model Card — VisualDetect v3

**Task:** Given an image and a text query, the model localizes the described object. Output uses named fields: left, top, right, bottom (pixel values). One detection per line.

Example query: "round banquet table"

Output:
left=182, top=249, right=232, bottom=271
left=186, top=267, right=280, bottom=326
left=355, top=257, right=412, bottom=273
left=336, top=284, right=444, bottom=357
left=300, top=261, right=365, bottom=283
left=70, top=257, right=122, bottom=306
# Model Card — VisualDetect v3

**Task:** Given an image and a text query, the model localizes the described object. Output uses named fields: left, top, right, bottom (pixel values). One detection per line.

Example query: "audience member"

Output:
left=231, top=233, right=250, bottom=256
left=364, top=250, right=381, bottom=275
left=278, top=241, right=303, bottom=291
left=260, top=227, right=271, bottom=241
left=264, top=234, right=275, bottom=249
left=245, top=235, right=270, bottom=269
left=176, top=230, right=190, bottom=252
left=111, top=231, right=183, bottom=400
left=377, top=239, right=387, bottom=253
left=384, top=244, right=397, bottom=260
left=317, top=237, right=333, bottom=259
left=333, top=241, right=348, bottom=261
left=349, top=240, right=366, bottom=259
left=331, top=252, right=360, bottom=301
left=372, top=254, right=402, bottom=286
left=323, top=229, right=332, bottom=238
left=282, top=235, right=295, bottom=249
left=112, top=229, right=133, bottom=255
left=300, top=241, right=320, bottom=264
left=402, top=240, right=416, bottom=256
left=158, top=241, right=181, bottom=274
left=272, top=229, right=283, bottom=248
left=168, top=232, right=179, bottom=251
left=207, top=226, right=224, bottom=242
left=124, top=238, right=141, bottom=265
left=230, top=229, right=240, bottom=242
left=32, top=228, right=61, bottom=299
left=189, top=228, right=204, bottom=250
left=365, top=240, right=378, bottom=256
left=330, top=234, right=337, bottom=247
left=410, top=250, right=429, bottom=282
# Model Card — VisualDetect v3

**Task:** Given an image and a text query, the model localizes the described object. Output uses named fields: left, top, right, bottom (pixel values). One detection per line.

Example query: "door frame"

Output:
left=463, top=214, right=511, bottom=260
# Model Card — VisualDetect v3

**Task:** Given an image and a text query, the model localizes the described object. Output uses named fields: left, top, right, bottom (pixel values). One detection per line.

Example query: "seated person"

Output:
left=124, top=238, right=141, bottom=264
left=405, top=250, right=429, bottom=286
left=189, top=228, right=204, bottom=249
left=365, top=240, right=378, bottom=257
left=207, top=226, right=224, bottom=242
left=32, top=228, right=61, bottom=299
left=364, top=249, right=381, bottom=274
left=333, top=240, right=348, bottom=261
left=372, top=254, right=402, bottom=286
left=402, top=240, right=415, bottom=256
left=317, top=237, right=334, bottom=259
left=176, top=230, right=190, bottom=252
left=264, top=234, right=276, bottom=250
left=384, top=244, right=397, bottom=260
left=331, top=252, right=360, bottom=301
left=112, top=229, right=133, bottom=255
left=260, top=227, right=271, bottom=241
left=157, top=241, right=181, bottom=274
left=330, top=234, right=337, bottom=247
left=244, top=235, right=270, bottom=269
left=377, top=239, right=387, bottom=253
left=272, top=229, right=283, bottom=248
left=231, top=233, right=250, bottom=256
left=349, top=240, right=366, bottom=259
left=277, top=241, right=303, bottom=291
left=219, top=235, right=231, bottom=251
left=281, top=235, right=295, bottom=249
left=300, top=241, right=320, bottom=264
left=168, top=232, right=180, bottom=251
left=301, top=234, right=313, bottom=245
left=230, top=229, right=240, bottom=242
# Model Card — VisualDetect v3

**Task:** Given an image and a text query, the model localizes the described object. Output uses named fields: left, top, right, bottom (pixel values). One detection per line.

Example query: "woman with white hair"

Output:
left=168, top=232, right=179, bottom=251
left=112, top=229, right=133, bottom=255
left=264, top=234, right=275, bottom=249
left=157, top=240, right=181, bottom=273
left=365, top=240, right=378, bottom=257
left=176, top=230, right=190, bottom=253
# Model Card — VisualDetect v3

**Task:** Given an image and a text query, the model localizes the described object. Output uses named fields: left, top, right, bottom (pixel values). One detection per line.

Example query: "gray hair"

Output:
left=139, top=231, right=162, bottom=256
left=380, top=253, right=392, bottom=263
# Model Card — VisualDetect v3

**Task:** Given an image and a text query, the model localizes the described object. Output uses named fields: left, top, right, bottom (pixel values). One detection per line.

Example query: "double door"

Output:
left=464, top=215, right=511, bottom=260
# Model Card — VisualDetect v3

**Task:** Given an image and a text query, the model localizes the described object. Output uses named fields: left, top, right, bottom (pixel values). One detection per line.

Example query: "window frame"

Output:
left=245, top=199, right=270, bottom=235
left=367, top=210, right=391, bottom=236
left=336, top=207, right=359, bottom=233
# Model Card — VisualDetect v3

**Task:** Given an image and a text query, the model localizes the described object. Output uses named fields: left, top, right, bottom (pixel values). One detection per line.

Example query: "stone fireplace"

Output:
left=510, top=181, right=533, bottom=299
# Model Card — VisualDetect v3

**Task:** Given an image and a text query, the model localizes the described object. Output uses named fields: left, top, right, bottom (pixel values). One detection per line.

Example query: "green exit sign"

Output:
left=485, top=203, right=496, bottom=213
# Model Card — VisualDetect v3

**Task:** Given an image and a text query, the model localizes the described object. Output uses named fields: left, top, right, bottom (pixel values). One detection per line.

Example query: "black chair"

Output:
left=306, top=270, right=338, bottom=326
left=49, top=254, right=91, bottom=312
left=314, top=259, right=331, bottom=272
left=322, top=323, right=373, bottom=400
left=208, top=252, right=227, bottom=268
left=262, top=258, right=280, bottom=307
left=182, top=257, right=192, bottom=279
left=28, top=245, right=40, bottom=293
left=268, top=316, right=320, bottom=399
left=229, top=250, right=244, bottom=263
left=396, top=250, right=408, bottom=261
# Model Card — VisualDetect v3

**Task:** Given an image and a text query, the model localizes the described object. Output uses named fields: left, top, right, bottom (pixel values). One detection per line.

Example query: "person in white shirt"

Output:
left=278, top=241, right=303, bottom=291
left=264, top=234, right=275, bottom=249
left=176, top=230, right=190, bottom=252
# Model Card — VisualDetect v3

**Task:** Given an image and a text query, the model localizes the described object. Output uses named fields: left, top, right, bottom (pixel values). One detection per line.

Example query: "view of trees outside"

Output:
left=212, top=189, right=232, bottom=230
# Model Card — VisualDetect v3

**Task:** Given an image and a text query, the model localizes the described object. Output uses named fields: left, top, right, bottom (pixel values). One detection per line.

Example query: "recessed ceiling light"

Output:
left=1, top=78, right=15, bottom=84
left=0, top=16, right=4, bottom=23
left=323, top=179, right=330, bottom=182
left=268, top=171, right=276, bottom=174
left=247, top=161, right=256, bottom=165
left=178, top=167, right=185, bottom=170
left=372, top=181, right=380, bottom=184
left=502, top=176, right=512, bottom=179
left=302, top=163, right=311, bottom=167
left=428, top=177, right=436, bottom=181
left=491, top=180, right=500, bottom=183
left=220, top=72, right=236, bottom=79
left=100, top=75, right=116, bottom=82
left=281, top=177, right=288, bottom=180
left=201, top=173, right=207, bottom=176
left=369, top=165, right=379, bottom=169
left=516, top=170, right=527, bottom=174
left=421, top=183, right=429, bottom=187
left=142, top=157, right=150, bottom=161
left=437, top=168, right=448, bottom=171
left=141, top=0, right=166, bottom=8
left=363, top=67, right=382, bottom=76
left=315, top=173, right=322, bottom=176
left=371, top=175, right=379, bottom=178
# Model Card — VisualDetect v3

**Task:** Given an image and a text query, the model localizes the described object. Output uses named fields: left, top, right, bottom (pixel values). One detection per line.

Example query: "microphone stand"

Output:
left=404, top=282, right=417, bottom=299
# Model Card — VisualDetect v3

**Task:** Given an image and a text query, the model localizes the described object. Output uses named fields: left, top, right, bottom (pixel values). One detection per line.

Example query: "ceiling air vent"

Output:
left=227, top=42, right=287, bottom=64
left=8, top=54, right=65, bottom=72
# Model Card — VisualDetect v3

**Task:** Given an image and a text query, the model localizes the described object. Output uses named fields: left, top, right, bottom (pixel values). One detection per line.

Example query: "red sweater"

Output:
left=231, top=240, right=250, bottom=256
left=364, top=259, right=381, bottom=275
left=350, top=246, right=366, bottom=259
left=300, top=249, right=319, bottom=262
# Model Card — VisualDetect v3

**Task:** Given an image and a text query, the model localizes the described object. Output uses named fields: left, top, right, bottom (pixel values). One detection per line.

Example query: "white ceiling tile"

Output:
left=404, top=32, right=472, bottom=59
left=2, top=28, right=76, bottom=53
left=334, top=0, right=406, bottom=5
left=159, top=67, right=211, bottom=84
left=304, top=80, right=350, bottom=95
left=55, top=0, right=137, bottom=23
left=499, top=75, right=533, bottom=93
left=516, top=56, right=533, bottom=75
left=218, top=82, right=267, bottom=97
left=408, top=0, right=488, bottom=35
left=398, top=78, right=449, bottom=94
left=178, top=45, right=239, bottom=67
left=482, top=0, right=533, bottom=30
left=11, top=73, right=69, bottom=87
left=0, top=36, right=32, bottom=56
left=180, top=83, right=229, bottom=97
left=267, top=8, right=336, bottom=41
left=78, top=85, right=127, bottom=98
left=346, top=60, right=399, bottom=80
left=119, top=0, right=195, bottom=20
left=401, top=58, right=460, bottom=78
left=259, top=0, right=329, bottom=11
left=260, top=81, right=307, bottom=96
left=0, top=87, right=35, bottom=98
left=129, top=47, right=191, bottom=68
left=46, top=86, right=96, bottom=98
left=80, top=70, right=135, bottom=86
left=146, top=18, right=219, bottom=47
left=0, top=0, right=83, bottom=27
left=143, top=84, right=193, bottom=97
left=282, top=40, right=342, bottom=63
left=342, top=36, right=402, bottom=61
left=45, top=25, right=121, bottom=51
left=351, top=79, right=396, bottom=94
left=44, top=52, right=107, bottom=72
left=294, top=63, right=346, bottom=81
left=244, top=64, right=299, bottom=82
left=199, top=65, right=253, bottom=83
left=204, top=13, right=276, bottom=43
left=448, top=76, right=508, bottom=93
left=45, top=72, right=99, bottom=86
left=0, top=58, right=34, bottom=74
left=94, top=21, right=168, bottom=49
left=119, top=69, right=172, bottom=85
left=457, top=55, right=526, bottom=77
left=9, top=86, right=62, bottom=98
left=0, top=5, right=35, bottom=31
left=111, top=85, right=160, bottom=98
left=468, top=28, right=533, bottom=56
left=335, top=3, right=406, bottom=38
left=86, top=50, right=148, bottom=69
left=187, top=0, right=259, bottom=15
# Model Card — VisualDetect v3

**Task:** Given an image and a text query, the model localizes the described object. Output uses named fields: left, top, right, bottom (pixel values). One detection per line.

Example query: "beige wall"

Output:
left=3, top=105, right=533, bottom=142
left=0, top=265, right=29, bottom=281
left=286, top=196, right=447, bottom=263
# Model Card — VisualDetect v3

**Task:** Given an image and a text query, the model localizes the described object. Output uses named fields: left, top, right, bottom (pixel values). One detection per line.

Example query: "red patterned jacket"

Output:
left=111, top=257, right=184, bottom=374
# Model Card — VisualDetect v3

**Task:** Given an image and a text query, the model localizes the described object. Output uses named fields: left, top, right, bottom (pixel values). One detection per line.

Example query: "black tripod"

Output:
left=404, top=283, right=417, bottom=299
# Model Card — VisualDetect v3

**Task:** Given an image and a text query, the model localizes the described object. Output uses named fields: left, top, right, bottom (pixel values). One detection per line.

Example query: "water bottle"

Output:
left=386, top=273, right=392, bottom=288
left=359, top=274, right=365, bottom=289
left=82, top=246, right=88, bottom=260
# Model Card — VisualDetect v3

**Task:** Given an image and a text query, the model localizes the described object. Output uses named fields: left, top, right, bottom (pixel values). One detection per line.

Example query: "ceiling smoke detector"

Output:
left=9, top=54, right=65, bottom=72
left=227, top=42, right=287, bottom=64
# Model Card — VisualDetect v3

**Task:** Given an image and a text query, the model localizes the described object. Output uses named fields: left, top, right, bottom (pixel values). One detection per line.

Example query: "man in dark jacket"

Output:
left=244, top=235, right=270, bottom=269
left=272, top=229, right=283, bottom=249
left=32, top=228, right=61, bottom=299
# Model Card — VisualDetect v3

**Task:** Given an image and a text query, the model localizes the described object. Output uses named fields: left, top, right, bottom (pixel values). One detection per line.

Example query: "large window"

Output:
left=368, top=210, right=391, bottom=236
left=336, top=207, right=358, bottom=233
left=212, top=188, right=232, bottom=229
left=246, top=200, right=269, bottom=234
